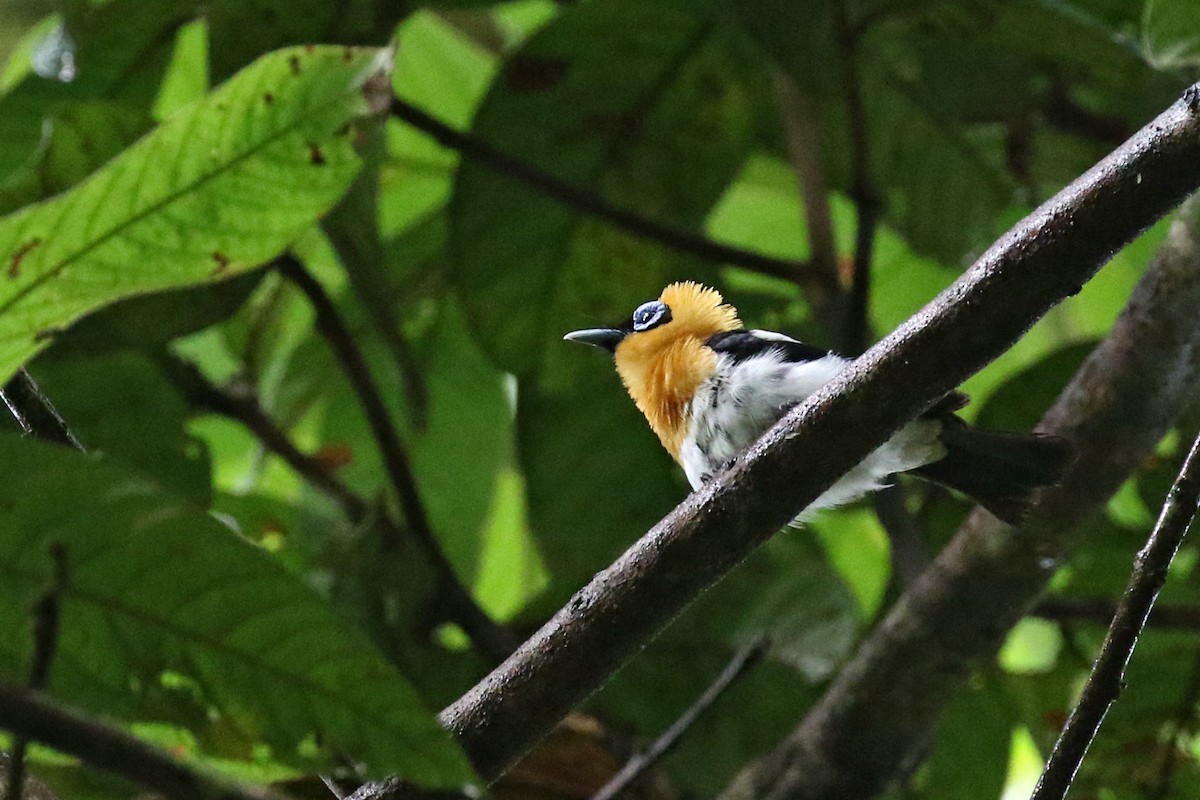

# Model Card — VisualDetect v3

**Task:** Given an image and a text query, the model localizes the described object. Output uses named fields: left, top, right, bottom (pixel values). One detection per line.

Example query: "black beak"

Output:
left=563, top=327, right=627, bottom=352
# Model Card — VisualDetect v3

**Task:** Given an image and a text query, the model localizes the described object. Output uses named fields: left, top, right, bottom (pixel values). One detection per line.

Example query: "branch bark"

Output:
left=720, top=157, right=1200, bottom=798
left=433, top=86, right=1200, bottom=783
left=1032, top=430, right=1200, bottom=800
left=0, top=685, right=286, bottom=800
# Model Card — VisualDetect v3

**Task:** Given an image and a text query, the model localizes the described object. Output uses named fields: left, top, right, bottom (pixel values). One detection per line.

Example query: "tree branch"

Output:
left=720, top=132, right=1200, bottom=799
left=1033, top=597, right=1200, bottom=632
left=387, top=97, right=830, bottom=293
left=163, top=355, right=374, bottom=522
left=590, top=637, right=769, bottom=800
left=1032, top=430, right=1200, bottom=800
left=0, top=685, right=286, bottom=800
left=275, top=256, right=519, bottom=664
left=431, top=86, right=1200, bottom=783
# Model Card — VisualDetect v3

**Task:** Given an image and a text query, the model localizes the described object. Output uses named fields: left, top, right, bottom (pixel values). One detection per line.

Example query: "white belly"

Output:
left=679, top=350, right=945, bottom=523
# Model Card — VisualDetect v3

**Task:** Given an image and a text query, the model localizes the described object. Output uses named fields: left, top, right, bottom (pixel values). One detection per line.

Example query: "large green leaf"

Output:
left=0, top=435, right=474, bottom=784
left=450, top=0, right=759, bottom=374
left=0, top=44, right=387, bottom=384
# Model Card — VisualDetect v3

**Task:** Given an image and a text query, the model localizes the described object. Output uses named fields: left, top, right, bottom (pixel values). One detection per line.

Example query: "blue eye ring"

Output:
left=632, top=301, right=671, bottom=332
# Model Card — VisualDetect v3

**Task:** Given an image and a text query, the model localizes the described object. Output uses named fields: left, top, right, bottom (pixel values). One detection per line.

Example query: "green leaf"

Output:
left=1143, top=0, right=1200, bottom=70
left=0, top=45, right=387, bottom=385
left=450, top=0, right=759, bottom=373
left=0, top=435, right=474, bottom=784
left=27, top=351, right=212, bottom=504
left=921, top=679, right=1014, bottom=800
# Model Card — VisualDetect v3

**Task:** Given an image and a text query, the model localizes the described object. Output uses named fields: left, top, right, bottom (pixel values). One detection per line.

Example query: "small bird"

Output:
left=564, top=281, right=1071, bottom=524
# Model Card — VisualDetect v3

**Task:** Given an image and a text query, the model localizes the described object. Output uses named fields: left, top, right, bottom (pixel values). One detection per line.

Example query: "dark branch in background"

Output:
left=1032, top=431, right=1200, bottom=800
left=428, top=87, right=1200, bottom=783
left=163, top=356, right=371, bottom=521
left=771, top=72, right=841, bottom=310
left=0, top=369, right=84, bottom=449
left=162, top=354, right=522, bottom=661
left=720, top=137, right=1200, bottom=799
left=0, top=685, right=285, bottom=800
left=387, top=97, right=832, bottom=294
left=275, top=256, right=519, bottom=664
left=1033, top=598, right=1200, bottom=632
left=836, top=5, right=881, bottom=357
left=5, top=545, right=66, bottom=800
left=590, top=637, right=769, bottom=800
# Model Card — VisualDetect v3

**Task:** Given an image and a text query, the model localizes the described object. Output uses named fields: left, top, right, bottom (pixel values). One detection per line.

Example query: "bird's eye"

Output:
left=632, top=301, right=671, bottom=332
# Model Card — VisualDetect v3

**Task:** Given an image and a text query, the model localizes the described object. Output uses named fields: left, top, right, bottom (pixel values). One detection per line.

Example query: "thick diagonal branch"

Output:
left=434, top=87, right=1200, bottom=782
left=721, top=168, right=1200, bottom=800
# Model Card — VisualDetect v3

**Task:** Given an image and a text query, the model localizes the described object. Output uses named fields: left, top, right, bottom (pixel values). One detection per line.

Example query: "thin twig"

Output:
left=590, top=638, right=770, bottom=800
left=387, top=97, right=831, bottom=294
left=1031, top=430, right=1200, bottom=800
left=5, top=545, right=67, bottom=800
left=0, top=684, right=286, bottom=800
left=0, top=369, right=84, bottom=449
left=275, top=256, right=519, bottom=663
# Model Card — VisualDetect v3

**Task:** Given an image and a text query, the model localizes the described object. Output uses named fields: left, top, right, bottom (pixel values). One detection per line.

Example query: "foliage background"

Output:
left=1, top=0, right=1200, bottom=798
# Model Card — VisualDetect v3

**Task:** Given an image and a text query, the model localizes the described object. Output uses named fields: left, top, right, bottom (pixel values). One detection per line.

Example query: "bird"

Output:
left=563, top=281, right=1072, bottom=524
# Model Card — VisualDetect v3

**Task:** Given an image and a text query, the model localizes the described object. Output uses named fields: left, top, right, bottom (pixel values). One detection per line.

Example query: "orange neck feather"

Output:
left=613, top=282, right=741, bottom=460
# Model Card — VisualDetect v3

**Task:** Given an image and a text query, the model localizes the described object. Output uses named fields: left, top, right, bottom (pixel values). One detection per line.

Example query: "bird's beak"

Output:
left=563, top=327, right=627, bottom=352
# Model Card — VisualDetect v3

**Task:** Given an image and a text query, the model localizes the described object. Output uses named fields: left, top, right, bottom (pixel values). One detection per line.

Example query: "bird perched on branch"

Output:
left=564, top=281, right=1071, bottom=524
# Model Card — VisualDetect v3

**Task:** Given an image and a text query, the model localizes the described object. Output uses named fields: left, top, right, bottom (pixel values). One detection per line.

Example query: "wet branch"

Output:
left=720, top=105, right=1200, bottom=799
left=430, top=86, right=1200, bottom=783
left=1031, top=430, right=1200, bottom=800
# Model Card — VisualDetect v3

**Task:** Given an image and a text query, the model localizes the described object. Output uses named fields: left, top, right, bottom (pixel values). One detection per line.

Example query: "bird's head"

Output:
left=564, top=282, right=742, bottom=457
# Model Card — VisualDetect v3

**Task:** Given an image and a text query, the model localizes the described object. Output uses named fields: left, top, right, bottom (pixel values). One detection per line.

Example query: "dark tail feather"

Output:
left=912, top=422, right=1074, bottom=525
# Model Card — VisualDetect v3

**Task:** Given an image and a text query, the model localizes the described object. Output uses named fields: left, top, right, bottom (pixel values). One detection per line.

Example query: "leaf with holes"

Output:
left=0, top=435, right=474, bottom=783
left=0, top=44, right=389, bottom=385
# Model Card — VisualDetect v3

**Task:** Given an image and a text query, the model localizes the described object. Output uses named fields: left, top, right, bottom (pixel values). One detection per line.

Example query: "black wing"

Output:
left=705, top=330, right=832, bottom=364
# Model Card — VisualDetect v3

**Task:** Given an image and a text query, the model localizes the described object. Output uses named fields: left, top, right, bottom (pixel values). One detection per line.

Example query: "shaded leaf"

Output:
left=0, top=435, right=474, bottom=783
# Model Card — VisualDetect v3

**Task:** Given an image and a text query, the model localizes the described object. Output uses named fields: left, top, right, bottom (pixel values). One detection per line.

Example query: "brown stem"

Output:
left=0, top=685, right=287, bottom=800
left=275, top=256, right=519, bottom=664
